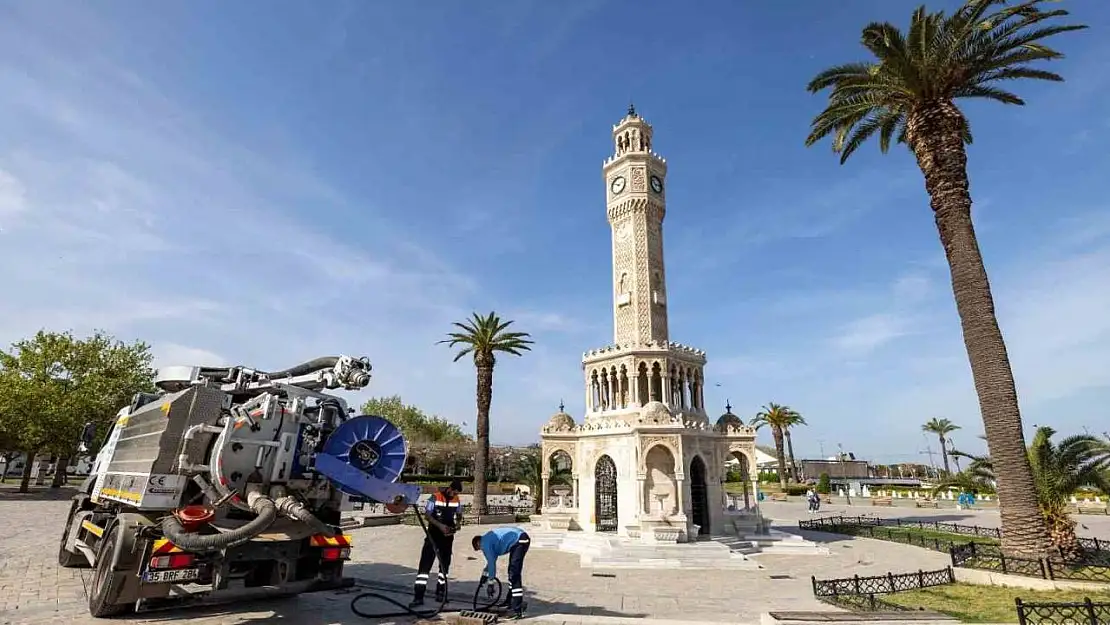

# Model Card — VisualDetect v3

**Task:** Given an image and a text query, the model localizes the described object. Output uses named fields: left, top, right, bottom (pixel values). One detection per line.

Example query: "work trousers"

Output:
left=505, top=531, right=530, bottom=611
left=413, top=531, right=454, bottom=601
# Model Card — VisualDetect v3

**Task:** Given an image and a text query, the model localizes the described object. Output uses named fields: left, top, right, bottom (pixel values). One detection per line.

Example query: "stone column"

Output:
left=571, top=476, right=579, bottom=508
left=541, top=476, right=549, bottom=510
left=637, top=475, right=647, bottom=515
left=675, top=477, right=686, bottom=517
left=609, top=374, right=617, bottom=410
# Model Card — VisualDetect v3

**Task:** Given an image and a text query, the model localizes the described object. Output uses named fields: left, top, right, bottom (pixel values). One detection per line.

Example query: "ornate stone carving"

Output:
left=630, top=167, right=646, bottom=192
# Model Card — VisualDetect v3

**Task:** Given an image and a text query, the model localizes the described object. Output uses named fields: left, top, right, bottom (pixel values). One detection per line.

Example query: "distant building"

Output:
left=799, top=459, right=870, bottom=481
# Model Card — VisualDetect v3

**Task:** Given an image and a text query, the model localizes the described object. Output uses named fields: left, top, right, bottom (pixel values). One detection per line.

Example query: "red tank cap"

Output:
left=174, top=505, right=216, bottom=532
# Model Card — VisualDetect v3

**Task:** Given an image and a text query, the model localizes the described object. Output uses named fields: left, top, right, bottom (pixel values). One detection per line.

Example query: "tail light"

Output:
left=149, top=553, right=196, bottom=570
left=320, top=547, right=351, bottom=561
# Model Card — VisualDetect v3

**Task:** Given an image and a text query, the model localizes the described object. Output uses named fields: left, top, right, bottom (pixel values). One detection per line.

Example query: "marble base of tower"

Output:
left=538, top=395, right=761, bottom=543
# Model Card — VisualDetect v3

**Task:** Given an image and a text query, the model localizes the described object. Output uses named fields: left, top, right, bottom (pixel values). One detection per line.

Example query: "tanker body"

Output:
left=57, top=355, right=421, bottom=617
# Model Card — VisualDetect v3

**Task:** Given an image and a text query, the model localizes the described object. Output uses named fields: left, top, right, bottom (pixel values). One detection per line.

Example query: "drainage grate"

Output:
left=769, top=574, right=793, bottom=580
left=591, top=573, right=617, bottom=578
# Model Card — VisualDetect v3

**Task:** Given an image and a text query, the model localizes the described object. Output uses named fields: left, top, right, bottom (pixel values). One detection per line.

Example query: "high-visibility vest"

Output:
left=430, top=489, right=462, bottom=529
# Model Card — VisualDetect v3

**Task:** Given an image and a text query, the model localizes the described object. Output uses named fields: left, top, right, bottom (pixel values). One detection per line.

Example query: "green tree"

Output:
left=439, top=312, right=533, bottom=513
left=816, top=473, right=832, bottom=495
left=0, top=330, right=154, bottom=492
left=751, top=403, right=796, bottom=489
left=937, top=427, right=1110, bottom=560
left=359, top=395, right=467, bottom=445
left=803, top=0, right=1086, bottom=557
left=923, top=417, right=962, bottom=475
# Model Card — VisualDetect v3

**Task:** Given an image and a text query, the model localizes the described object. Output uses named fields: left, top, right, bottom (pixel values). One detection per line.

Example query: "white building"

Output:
left=536, top=107, right=760, bottom=543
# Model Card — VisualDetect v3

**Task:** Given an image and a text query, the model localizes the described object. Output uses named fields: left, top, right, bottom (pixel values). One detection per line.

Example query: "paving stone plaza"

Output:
left=0, top=490, right=1007, bottom=625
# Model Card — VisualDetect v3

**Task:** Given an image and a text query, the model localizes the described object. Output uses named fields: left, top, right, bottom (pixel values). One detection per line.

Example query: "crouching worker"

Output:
left=473, top=527, right=531, bottom=619
left=410, top=479, right=463, bottom=608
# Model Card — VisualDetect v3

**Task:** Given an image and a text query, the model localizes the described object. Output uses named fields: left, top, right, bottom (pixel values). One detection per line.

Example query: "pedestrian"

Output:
left=473, top=526, right=531, bottom=619
left=409, top=479, right=464, bottom=608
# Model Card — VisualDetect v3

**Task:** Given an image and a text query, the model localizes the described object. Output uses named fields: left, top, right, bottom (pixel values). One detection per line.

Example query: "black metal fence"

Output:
left=800, top=516, right=1110, bottom=582
left=800, top=515, right=1106, bottom=553
left=1015, top=597, right=1110, bottom=625
left=950, top=542, right=1110, bottom=583
left=811, top=567, right=956, bottom=611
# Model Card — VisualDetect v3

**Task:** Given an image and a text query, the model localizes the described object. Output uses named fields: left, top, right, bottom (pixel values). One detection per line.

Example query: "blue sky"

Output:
left=1, top=1, right=1108, bottom=466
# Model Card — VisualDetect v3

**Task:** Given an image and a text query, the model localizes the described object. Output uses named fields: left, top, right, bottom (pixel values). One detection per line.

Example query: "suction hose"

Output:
left=161, top=490, right=277, bottom=552
left=275, top=495, right=336, bottom=537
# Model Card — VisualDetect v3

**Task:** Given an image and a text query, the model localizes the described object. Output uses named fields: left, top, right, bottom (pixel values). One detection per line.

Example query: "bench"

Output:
left=1076, top=502, right=1108, bottom=515
left=770, top=493, right=789, bottom=502
left=915, top=499, right=939, bottom=509
left=871, top=497, right=894, bottom=507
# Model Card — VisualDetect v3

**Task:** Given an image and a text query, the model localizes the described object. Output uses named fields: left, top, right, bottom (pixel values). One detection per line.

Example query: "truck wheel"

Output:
left=88, top=524, right=133, bottom=618
left=58, top=499, right=90, bottom=568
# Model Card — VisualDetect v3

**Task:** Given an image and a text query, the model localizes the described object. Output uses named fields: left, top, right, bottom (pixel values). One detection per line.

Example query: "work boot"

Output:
left=434, top=585, right=446, bottom=603
left=408, top=598, right=424, bottom=610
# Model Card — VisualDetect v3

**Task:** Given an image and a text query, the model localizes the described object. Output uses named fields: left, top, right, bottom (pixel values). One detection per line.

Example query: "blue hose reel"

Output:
left=314, top=415, right=421, bottom=506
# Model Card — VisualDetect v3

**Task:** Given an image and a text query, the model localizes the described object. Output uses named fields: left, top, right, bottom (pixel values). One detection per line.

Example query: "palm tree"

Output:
left=922, top=418, right=961, bottom=475
left=781, top=408, right=807, bottom=482
left=804, top=0, right=1086, bottom=557
left=440, top=312, right=533, bottom=513
left=937, top=427, right=1110, bottom=560
left=751, top=403, right=795, bottom=489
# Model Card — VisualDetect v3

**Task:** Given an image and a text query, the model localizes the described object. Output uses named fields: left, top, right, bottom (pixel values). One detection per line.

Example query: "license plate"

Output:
left=142, top=568, right=200, bottom=584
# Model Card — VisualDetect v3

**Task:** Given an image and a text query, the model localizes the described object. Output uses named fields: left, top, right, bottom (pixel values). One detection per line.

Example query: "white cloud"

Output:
left=0, top=7, right=577, bottom=444
left=830, top=313, right=913, bottom=354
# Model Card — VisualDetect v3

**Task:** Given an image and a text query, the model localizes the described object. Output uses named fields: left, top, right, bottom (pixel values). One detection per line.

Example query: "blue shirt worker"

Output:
left=409, top=480, right=463, bottom=608
left=473, top=527, right=531, bottom=618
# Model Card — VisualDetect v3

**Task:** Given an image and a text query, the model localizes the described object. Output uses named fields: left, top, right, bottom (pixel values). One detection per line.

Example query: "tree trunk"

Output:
left=18, top=450, right=36, bottom=493
left=907, top=102, right=1050, bottom=556
left=51, top=455, right=70, bottom=488
left=772, top=427, right=788, bottom=489
left=473, top=356, right=494, bottom=515
left=785, top=430, right=798, bottom=481
left=938, top=436, right=951, bottom=475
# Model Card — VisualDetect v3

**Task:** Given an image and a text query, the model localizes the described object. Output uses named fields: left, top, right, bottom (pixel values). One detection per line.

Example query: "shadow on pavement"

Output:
left=0, top=485, right=78, bottom=501
left=135, top=560, right=643, bottom=624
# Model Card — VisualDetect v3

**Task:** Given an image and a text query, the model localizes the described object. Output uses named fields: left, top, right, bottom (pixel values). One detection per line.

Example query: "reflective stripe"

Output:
left=518, top=538, right=530, bottom=543
left=415, top=580, right=427, bottom=586
left=416, top=573, right=429, bottom=579
left=512, top=589, right=524, bottom=595
left=446, top=502, right=460, bottom=507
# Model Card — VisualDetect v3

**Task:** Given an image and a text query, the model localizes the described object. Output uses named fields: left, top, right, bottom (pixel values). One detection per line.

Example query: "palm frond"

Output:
left=805, top=0, right=1085, bottom=163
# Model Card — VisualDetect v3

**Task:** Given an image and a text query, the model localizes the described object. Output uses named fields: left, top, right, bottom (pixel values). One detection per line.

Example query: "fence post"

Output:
left=934, top=538, right=940, bottom=551
left=918, top=569, right=925, bottom=587
left=887, top=572, right=895, bottom=593
left=1000, top=552, right=1008, bottom=574
left=1038, top=558, right=1047, bottom=580
left=1015, top=598, right=1026, bottom=625
left=811, top=575, right=817, bottom=595
left=853, top=574, right=861, bottom=595
left=1045, top=558, right=1055, bottom=581
left=1085, top=597, right=1097, bottom=625
left=946, top=566, right=954, bottom=584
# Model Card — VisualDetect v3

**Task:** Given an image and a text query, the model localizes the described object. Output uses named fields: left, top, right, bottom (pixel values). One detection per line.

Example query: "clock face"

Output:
left=610, top=175, right=627, bottom=195
left=650, top=175, right=663, bottom=194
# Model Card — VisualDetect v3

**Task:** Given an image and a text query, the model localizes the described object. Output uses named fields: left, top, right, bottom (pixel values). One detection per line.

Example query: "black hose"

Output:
left=260, top=357, right=341, bottom=379
left=161, top=494, right=277, bottom=552
left=348, top=505, right=504, bottom=620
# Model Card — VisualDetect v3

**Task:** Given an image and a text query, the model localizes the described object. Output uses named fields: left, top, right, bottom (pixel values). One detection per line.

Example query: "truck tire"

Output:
left=88, top=524, right=133, bottom=618
left=58, top=499, right=90, bottom=568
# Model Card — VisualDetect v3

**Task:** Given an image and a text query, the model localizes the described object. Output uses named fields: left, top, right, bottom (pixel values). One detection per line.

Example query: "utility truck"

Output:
left=58, top=355, right=420, bottom=617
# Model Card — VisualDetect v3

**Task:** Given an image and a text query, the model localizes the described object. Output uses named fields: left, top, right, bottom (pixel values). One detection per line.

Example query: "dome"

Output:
left=716, top=403, right=744, bottom=431
left=639, top=401, right=673, bottom=425
left=545, top=403, right=576, bottom=432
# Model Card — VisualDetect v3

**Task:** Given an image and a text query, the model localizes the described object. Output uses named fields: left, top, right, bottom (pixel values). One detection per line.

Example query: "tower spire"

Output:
left=627, top=101, right=636, bottom=117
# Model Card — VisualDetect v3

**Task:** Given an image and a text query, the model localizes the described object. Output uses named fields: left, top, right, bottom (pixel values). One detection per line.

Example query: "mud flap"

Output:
left=103, top=513, right=160, bottom=606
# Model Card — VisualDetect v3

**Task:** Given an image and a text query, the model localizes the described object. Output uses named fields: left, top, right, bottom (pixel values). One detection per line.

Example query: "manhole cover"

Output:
left=591, top=573, right=616, bottom=578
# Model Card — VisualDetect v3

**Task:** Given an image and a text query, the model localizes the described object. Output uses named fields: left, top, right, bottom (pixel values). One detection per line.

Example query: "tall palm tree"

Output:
left=804, top=0, right=1086, bottom=557
left=781, top=407, right=807, bottom=482
left=937, top=427, right=1110, bottom=560
left=440, top=311, right=533, bottom=513
left=751, top=403, right=795, bottom=489
left=922, top=417, right=961, bottom=475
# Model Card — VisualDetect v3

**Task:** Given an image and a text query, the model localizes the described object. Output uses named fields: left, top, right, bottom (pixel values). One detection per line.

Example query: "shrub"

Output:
left=816, top=473, right=831, bottom=494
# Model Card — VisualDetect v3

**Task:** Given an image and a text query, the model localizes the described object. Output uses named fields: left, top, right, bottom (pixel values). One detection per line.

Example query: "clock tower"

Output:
left=604, top=104, right=670, bottom=346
